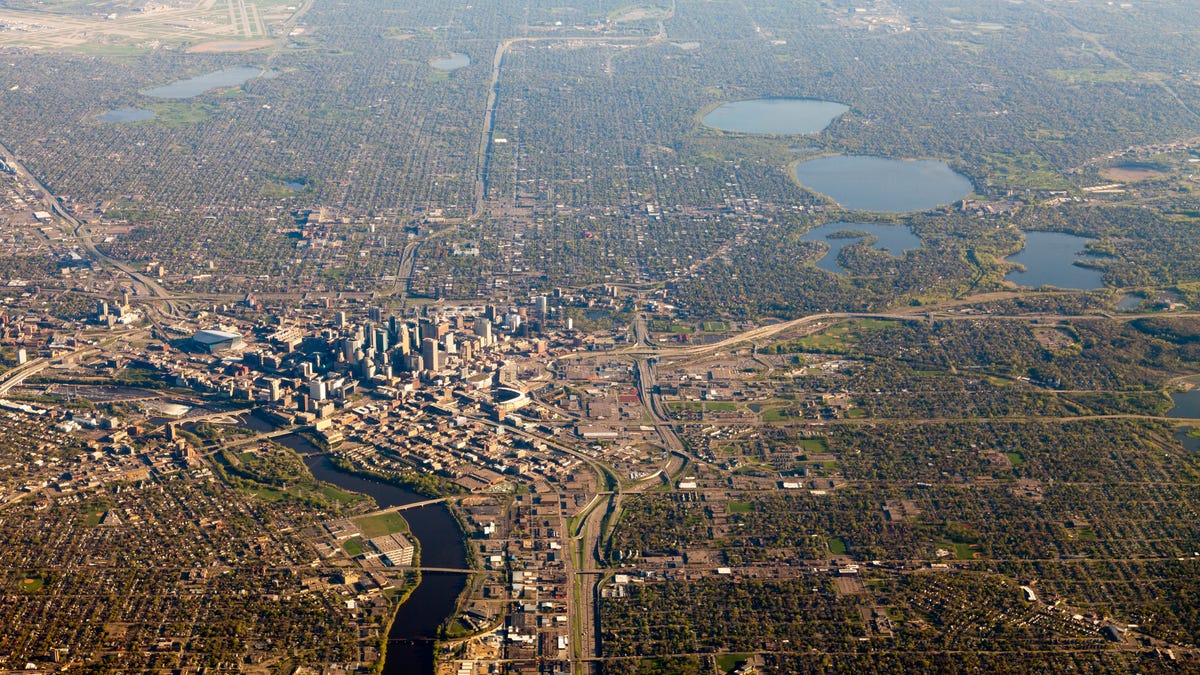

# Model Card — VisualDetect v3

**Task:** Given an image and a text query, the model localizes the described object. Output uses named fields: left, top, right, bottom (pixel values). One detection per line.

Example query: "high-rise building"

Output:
left=421, top=337, right=440, bottom=372
left=473, top=317, right=493, bottom=345
left=398, top=323, right=411, bottom=355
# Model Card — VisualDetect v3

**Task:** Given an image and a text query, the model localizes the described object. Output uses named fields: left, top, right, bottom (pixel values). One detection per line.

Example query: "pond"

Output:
left=1168, top=390, right=1200, bottom=419
left=99, top=108, right=155, bottom=123
left=793, top=155, right=972, bottom=212
left=702, top=98, right=849, bottom=135
left=431, top=53, right=470, bottom=71
left=1177, top=429, right=1200, bottom=452
left=141, top=66, right=272, bottom=99
left=801, top=222, right=922, bottom=275
left=1171, top=390, right=1200, bottom=453
left=1004, top=231, right=1106, bottom=290
left=1116, top=293, right=1143, bottom=311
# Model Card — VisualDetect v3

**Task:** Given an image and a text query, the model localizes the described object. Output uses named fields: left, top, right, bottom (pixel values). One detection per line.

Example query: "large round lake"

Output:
left=141, top=66, right=271, bottom=99
left=702, top=98, right=849, bottom=135
left=1004, top=231, right=1105, bottom=290
left=801, top=222, right=921, bottom=275
left=793, top=156, right=973, bottom=213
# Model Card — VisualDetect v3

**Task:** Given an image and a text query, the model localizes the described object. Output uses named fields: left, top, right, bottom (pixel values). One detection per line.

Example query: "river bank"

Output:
left=271, top=432, right=470, bottom=675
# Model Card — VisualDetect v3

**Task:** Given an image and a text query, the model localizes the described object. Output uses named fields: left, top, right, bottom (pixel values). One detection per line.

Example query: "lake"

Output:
left=431, top=53, right=470, bottom=71
left=702, top=98, right=849, bottom=135
left=801, top=222, right=921, bottom=275
left=1170, top=391, right=1200, bottom=452
left=1168, top=390, right=1200, bottom=419
left=141, top=66, right=271, bottom=99
left=793, top=156, right=972, bottom=212
left=99, top=108, right=155, bottom=123
left=1004, top=231, right=1106, bottom=290
left=1116, top=293, right=1143, bottom=311
left=1176, top=430, right=1200, bottom=452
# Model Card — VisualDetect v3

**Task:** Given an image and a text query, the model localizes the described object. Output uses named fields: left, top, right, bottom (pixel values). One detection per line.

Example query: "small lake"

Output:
left=1168, top=390, right=1200, bottom=419
left=702, top=98, right=849, bottom=135
left=793, top=156, right=972, bottom=212
left=99, top=107, right=155, bottom=123
left=1171, top=390, right=1200, bottom=452
left=1004, top=231, right=1106, bottom=290
left=1116, top=293, right=1143, bottom=311
left=141, top=66, right=270, bottom=99
left=431, top=53, right=470, bottom=71
left=801, top=222, right=921, bottom=275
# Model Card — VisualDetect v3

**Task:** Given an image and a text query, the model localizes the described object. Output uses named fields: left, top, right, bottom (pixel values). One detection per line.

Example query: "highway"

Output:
left=0, top=140, right=180, bottom=317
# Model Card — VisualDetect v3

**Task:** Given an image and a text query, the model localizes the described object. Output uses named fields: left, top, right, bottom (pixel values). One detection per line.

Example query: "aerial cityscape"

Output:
left=0, top=0, right=1199, bottom=673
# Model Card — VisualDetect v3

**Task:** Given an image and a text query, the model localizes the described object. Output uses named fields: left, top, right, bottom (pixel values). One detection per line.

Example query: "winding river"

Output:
left=275, top=433, right=469, bottom=675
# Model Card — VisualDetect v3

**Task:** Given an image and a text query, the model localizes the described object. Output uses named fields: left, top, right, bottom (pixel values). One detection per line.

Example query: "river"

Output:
left=273, top=432, right=469, bottom=675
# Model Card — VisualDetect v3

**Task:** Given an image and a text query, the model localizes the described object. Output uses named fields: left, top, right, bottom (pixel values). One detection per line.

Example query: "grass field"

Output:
left=827, top=537, right=848, bottom=555
left=353, top=511, right=409, bottom=538
left=798, top=438, right=829, bottom=453
left=761, top=406, right=796, bottom=422
left=716, top=654, right=753, bottom=671
left=342, top=536, right=365, bottom=557
left=789, top=318, right=894, bottom=353
left=20, top=577, right=45, bottom=592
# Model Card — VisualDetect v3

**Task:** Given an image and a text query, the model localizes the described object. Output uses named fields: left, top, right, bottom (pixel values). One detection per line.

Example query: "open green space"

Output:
left=716, top=654, right=754, bottom=672
left=352, top=511, right=410, bottom=539
left=19, top=577, right=45, bottom=593
left=772, top=318, right=895, bottom=354
left=342, top=536, right=365, bottom=557
left=798, top=438, right=829, bottom=453
left=704, top=401, right=737, bottom=412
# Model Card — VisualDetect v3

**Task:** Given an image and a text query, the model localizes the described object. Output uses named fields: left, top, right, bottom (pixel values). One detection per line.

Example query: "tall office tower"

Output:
left=444, top=332, right=456, bottom=355
left=398, top=323, right=411, bottom=355
left=405, top=353, right=424, bottom=372
left=473, top=317, right=493, bottom=345
left=421, top=337, right=440, bottom=372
